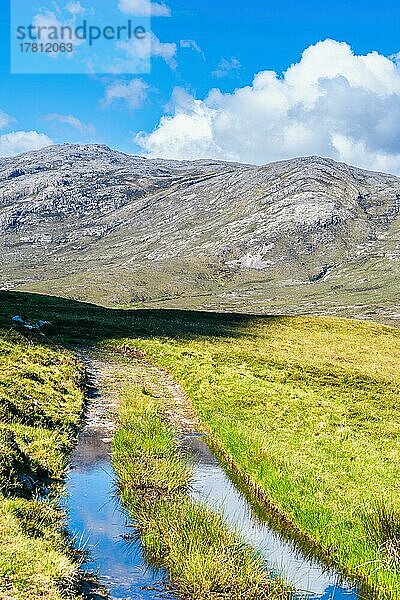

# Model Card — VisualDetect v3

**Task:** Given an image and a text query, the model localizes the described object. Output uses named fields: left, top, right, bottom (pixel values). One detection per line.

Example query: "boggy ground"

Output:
left=95, top=349, right=290, bottom=599
left=0, top=324, right=290, bottom=600
left=115, top=319, right=400, bottom=599
left=0, top=291, right=399, bottom=599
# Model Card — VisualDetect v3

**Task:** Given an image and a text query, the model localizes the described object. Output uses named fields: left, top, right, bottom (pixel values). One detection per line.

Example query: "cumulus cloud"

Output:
left=44, top=113, right=94, bottom=134
left=0, top=131, right=53, bottom=157
left=212, top=57, right=241, bottom=78
left=118, top=0, right=170, bottom=17
left=137, top=39, right=400, bottom=174
left=103, top=78, right=149, bottom=109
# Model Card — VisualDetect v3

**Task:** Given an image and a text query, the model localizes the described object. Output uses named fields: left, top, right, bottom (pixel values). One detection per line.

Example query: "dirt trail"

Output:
left=71, top=347, right=364, bottom=600
left=80, top=359, right=117, bottom=433
left=78, top=346, right=201, bottom=435
left=71, top=348, right=184, bottom=600
left=139, top=361, right=201, bottom=434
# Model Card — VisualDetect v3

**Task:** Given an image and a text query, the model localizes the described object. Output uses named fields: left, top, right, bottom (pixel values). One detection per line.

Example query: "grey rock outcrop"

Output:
left=1, top=144, right=399, bottom=323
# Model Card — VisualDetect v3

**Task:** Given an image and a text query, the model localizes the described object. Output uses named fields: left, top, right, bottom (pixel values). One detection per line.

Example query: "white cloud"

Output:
left=150, top=33, right=176, bottom=67
left=118, top=32, right=177, bottom=69
left=212, top=56, right=241, bottom=78
left=0, top=131, right=53, bottom=157
left=33, top=10, right=67, bottom=40
left=0, top=111, right=13, bottom=130
left=66, top=1, right=85, bottom=15
left=118, top=0, right=170, bottom=17
left=103, top=79, right=149, bottom=109
left=32, top=9, right=84, bottom=55
left=137, top=40, right=400, bottom=174
left=44, top=113, right=94, bottom=134
left=180, top=39, right=204, bottom=59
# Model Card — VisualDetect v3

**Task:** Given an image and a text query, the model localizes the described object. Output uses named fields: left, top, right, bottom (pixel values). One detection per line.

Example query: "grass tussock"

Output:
left=0, top=327, right=85, bottom=600
left=112, top=385, right=289, bottom=600
left=114, top=402, right=190, bottom=499
left=366, top=500, right=400, bottom=569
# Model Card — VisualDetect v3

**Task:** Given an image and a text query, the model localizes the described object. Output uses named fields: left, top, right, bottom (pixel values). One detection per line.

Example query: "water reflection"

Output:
left=184, top=435, right=361, bottom=600
left=66, top=409, right=368, bottom=599
left=67, top=429, right=169, bottom=600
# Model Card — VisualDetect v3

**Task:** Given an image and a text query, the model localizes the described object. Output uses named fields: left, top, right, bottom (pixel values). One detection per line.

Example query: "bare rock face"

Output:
left=1, top=144, right=400, bottom=323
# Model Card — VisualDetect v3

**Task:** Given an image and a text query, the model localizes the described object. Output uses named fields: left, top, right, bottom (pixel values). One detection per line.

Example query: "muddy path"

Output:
left=68, top=349, right=364, bottom=600
left=68, top=351, right=172, bottom=600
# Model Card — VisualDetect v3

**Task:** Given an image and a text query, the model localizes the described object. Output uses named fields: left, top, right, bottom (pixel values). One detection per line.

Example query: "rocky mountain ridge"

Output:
left=1, top=144, right=399, bottom=324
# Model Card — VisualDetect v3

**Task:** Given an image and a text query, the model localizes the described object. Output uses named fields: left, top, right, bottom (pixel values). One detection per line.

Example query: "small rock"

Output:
left=11, top=315, right=24, bottom=324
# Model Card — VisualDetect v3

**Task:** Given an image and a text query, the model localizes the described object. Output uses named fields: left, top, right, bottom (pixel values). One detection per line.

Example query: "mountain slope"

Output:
left=1, top=144, right=399, bottom=323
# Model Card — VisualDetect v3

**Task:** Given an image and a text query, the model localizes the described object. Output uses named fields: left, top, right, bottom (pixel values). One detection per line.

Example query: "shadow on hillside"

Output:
left=0, top=290, right=282, bottom=346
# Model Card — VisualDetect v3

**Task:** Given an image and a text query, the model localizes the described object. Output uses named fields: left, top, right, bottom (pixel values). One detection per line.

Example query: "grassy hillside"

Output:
left=0, top=291, right=399, bottom=598
left=0, top=326, right=84, bottom=600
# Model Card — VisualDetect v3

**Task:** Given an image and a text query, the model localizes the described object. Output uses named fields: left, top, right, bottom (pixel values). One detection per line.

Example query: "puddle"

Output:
left=67, top=424, right=170, bottom=600
left=65, top=356, right=371, bottom=600
left=184, top=434, right=367, bottom=600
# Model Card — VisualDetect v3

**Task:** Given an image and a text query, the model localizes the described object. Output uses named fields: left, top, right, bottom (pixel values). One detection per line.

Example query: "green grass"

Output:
left=114, top=317, right=400, bottom=598
left=365, top=500, right=400, bottom=570
left=0, top=326, right=85, bottom=600
left=1, top=291, right=400, bottom=598
left=112, top=382, right=289, bottom=599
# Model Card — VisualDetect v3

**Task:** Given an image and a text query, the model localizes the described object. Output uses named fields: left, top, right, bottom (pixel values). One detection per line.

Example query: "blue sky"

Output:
left=1, top=0, right=400, bottom=172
